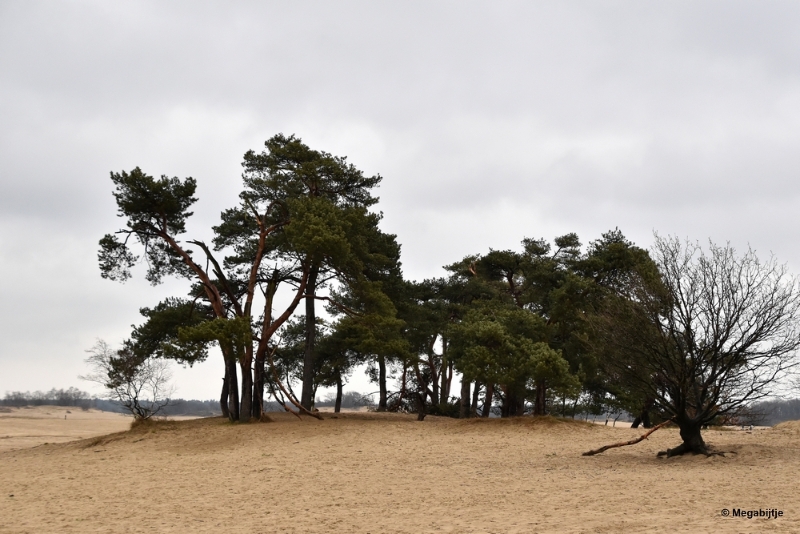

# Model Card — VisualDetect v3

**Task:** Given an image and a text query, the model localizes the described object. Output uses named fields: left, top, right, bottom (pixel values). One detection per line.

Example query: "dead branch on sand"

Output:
left=267, top=347, right=323, bottom=421
left=273, top=391, right=302, bottom=420
left=582, top=419, right=672, bottom=456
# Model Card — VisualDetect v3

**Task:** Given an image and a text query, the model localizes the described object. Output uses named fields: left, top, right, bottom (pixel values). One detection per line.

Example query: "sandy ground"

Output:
left=0, top=406, right=199, bottom=453
left=0, top=406, right=132, bottom=452
left=1, top=410, right=799, bottom=533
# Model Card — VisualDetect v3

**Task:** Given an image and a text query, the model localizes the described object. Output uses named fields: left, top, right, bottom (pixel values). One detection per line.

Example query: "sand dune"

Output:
left=0, top=406, right=132, bottom=453
left=1, top=410, right=799, bottom=533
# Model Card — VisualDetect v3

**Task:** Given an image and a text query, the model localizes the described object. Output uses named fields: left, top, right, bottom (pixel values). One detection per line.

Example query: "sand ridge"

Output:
left=0, top=406, right=132, bottom=452
left=1, top=411, right=799, bottom=533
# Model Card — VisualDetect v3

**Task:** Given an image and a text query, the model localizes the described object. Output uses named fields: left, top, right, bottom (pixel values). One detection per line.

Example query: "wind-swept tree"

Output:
left=98, top=164, right=309, bottom=421
left=99, top=134, right=396, bottom=420
left=593, top=236, right=800, bottom=456
left=576, top=229, right=662, bottom=427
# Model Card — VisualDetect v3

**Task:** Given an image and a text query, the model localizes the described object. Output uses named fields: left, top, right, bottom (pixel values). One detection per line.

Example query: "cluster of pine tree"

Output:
left=393, top=229, right=658, bottom=422
left=98, top=134, right=800, bottom=456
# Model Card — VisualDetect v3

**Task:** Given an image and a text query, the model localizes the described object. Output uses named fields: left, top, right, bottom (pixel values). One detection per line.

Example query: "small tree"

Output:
left=81, top=340, right=174, bottom=420
left=595, top=236, right=800, bottom=456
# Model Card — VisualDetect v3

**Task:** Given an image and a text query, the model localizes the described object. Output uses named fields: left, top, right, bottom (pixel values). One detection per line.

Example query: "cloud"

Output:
left=2, top=1, right=800, bottom=397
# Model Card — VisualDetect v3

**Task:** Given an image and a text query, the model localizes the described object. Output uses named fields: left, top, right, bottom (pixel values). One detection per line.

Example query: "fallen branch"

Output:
left=271, top=387, right=302, bottom=420
left=267, top=347, right=324, bottom=421
left=582, top=419, right=673, bottom=456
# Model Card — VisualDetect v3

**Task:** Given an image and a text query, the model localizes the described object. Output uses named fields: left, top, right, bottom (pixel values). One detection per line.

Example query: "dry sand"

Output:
left=0, top=406, right=132, bottom=453
left=1, top=409, right=799, bottom=533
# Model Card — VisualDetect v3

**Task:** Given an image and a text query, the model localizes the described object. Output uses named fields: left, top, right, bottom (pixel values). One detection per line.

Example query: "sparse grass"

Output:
left=459, top=414, right=595, bottom=429
left=83, top=436, right=107, bottom=448
left=774, top=420, right=800, bottom=433
left=129, top=417, right=181, bottom=433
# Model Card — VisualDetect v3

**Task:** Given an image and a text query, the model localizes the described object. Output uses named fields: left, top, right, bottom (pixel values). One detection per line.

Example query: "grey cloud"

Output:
left=3, top=1, right=800, bottom=397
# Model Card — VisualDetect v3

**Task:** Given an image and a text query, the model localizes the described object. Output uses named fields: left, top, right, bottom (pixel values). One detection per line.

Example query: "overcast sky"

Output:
left=2, top=1, right=800, bottom=400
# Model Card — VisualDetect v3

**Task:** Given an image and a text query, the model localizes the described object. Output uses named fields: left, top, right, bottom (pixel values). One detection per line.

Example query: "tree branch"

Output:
left=583, top=419, right=673, bottom=456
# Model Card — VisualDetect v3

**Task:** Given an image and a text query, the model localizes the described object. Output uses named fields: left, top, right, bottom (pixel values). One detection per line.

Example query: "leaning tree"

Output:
left=98, top=165, right=311, bottom=421
left=594, top=235, right=800, bottom=456
left=98, top=134, right=397, bottom=421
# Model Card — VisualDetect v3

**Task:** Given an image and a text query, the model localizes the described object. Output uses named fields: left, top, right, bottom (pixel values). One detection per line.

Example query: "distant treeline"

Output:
left=1, top=389, right=376, bottom=416
left=1, top=389, right=222, bottom=417
left=93, top=398, right=223, bottom=417
left=315, top=391, right=376, bottom=409
left=746, top=399, right=800, bottom=426
left=1, top=388, right=375, bottom=416
left=1, top=388, right=93, bottom=408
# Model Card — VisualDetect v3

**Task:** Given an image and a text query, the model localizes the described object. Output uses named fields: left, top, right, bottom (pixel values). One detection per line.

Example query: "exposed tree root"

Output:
left=657, top=442, right=694, bottom=457
left=582, top=419, right=672, bottom=456
left=657, top=443, right=729, bottom=458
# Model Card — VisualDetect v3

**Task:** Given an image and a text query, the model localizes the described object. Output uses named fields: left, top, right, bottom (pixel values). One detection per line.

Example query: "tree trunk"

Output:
left=481, top=383, right=494, bottom=418
left=533, top=378, right=546, bottom=416
left=252, top=352, right=264, bottom=420
left=395, top=361, right=408, bottom=412
left=410, top=359, right=428, bottom=420
left=252, top=272, right=278, bottom=422
left=239, top=357, right=253, bottom=422
left=459, top=378, right=471, bottom=418
left=226, top=356, right=240, bottom=421
left=300, top=264, right=319, bottom=411
left=515, top=394, right=525, bottom=416
left=658, top=419, right=708, bottom=457
left=415, top=389, right=426, bottom=421
left=335, top=373, right=343, bottom=413
left=631, top=401, right=653, bottom=429
left=439, top=355, right=448, bottom=405
left=438, top=337, right=453, bottom=404
left=377, top=354, right=388, bottom=411
left=679, top=421, right=707, bottom=452
left=430, top=352, right=440, bottom=407
left=502, top=386, right=525, bottom=417
left=471, top=382, right=481, bottom=416
left=410, top=361, right=429, bottom=419
left=445, top=354, right=453, bottom=398
left=219, top=370, right=230, bottom=420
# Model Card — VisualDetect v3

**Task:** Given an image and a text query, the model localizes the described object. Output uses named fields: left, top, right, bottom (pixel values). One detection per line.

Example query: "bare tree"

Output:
left=594, top=236, right=800, bottom=456
left=81, top=340, right=174, bottom=420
